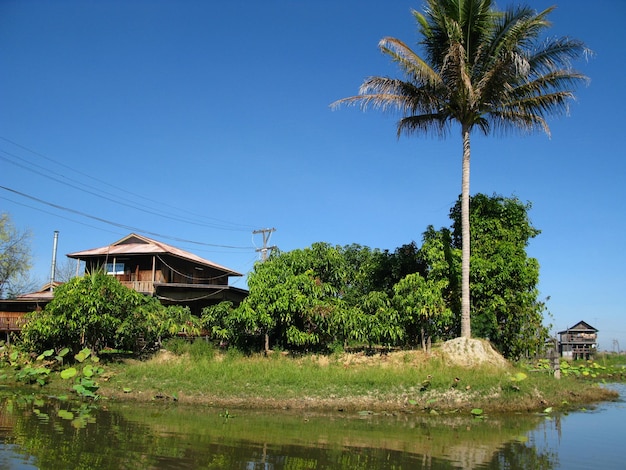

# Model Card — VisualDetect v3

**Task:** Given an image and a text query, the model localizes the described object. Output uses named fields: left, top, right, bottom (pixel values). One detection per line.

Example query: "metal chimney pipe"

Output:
left=50, top=230, right=59, bottom=290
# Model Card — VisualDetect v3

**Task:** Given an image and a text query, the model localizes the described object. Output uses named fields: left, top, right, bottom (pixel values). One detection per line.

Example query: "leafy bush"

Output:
left=20, top=272, right=167, bottom=354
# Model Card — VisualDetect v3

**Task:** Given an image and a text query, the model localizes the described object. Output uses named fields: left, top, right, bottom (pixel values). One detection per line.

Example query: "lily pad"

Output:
left=58, top=409, right=74, bottom=420
left=61, top=368, right=77, bottom=380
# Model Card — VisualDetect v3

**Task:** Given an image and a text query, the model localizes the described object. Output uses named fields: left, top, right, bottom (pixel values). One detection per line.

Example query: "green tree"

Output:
left=392, top=273, right=452, bottom=350
left=341, top=242, right=425, bottom=301
left=234, top=243, right=347, bottom=351
left=20, top=271, right=166, bottom=353
left=418, top=226, right=460, bottom=317
left=332, top=0, right=588, bottom=339
left=420, top=194, right=548, bottom=358
left=449, top=193, right=548, bottom=358
left=0, top=213, right=34, bottom=298
left=215, top=242, right=410, bottom=352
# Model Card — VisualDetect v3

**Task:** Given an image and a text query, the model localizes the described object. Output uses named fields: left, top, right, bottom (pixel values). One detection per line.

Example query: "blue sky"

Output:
left=1, top=0, right=624, bottom=351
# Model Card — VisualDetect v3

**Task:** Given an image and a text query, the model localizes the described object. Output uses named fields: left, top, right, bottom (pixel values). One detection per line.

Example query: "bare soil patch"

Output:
left=440, top=338, right=509, bottom=368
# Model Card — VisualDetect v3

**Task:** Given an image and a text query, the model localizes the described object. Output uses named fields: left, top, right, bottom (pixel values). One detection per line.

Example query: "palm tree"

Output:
left=331, top=0, right=588, bottom=338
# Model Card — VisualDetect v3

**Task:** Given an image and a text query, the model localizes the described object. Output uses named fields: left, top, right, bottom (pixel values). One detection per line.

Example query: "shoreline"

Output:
left=4, top=342, right=624, bottom=416
left=99, top=385, right=620, bottom=415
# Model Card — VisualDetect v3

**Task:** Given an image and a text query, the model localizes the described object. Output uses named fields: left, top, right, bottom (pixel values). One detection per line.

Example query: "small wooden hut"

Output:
left=558, top=320, right=598, bottom=360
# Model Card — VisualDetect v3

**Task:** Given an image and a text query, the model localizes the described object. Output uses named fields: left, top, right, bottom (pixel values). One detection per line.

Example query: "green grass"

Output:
left=88, top=348, right=623, bottom=413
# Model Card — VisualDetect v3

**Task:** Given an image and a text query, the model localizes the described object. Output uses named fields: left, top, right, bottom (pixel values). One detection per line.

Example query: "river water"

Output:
left=0, top=383, right=624, bottom=469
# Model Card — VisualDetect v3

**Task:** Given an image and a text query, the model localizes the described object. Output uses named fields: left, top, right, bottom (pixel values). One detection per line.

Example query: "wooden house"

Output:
left=66, top=233, right=248, bottom=315
left=1, top=234, right=248, bottom=336
left=558, top=320, right=598, bottom=360
left=0, top=282, right=58, bottom=341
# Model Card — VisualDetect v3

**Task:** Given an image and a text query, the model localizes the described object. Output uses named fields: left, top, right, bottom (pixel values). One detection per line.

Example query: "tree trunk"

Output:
left=460, top=125, right=471, bottom=338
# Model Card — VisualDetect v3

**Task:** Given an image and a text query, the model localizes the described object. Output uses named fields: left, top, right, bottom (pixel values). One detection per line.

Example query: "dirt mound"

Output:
left=440, top=338, right=509, bottom=368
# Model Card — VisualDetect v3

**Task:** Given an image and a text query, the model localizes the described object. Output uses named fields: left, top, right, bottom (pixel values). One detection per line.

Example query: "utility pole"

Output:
left=253, top=228, right=277, bottom=261
left=49, top=230, right=59, bottom=290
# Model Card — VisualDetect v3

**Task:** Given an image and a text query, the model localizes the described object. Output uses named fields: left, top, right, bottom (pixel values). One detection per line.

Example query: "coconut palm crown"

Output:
left=331, top=0, right=589, bottom=338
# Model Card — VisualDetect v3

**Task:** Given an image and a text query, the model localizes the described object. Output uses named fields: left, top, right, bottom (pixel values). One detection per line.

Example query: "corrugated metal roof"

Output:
left=67, top=233, right=242, bottom=276
left=15, top=281, right=61, bottom=300
left=557, top=320, right=598, bottom=334
left=16, top=290, right=55, bottom=300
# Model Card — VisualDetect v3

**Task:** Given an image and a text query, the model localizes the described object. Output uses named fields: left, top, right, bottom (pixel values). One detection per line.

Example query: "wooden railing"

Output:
left=119, top=280, right=155, bottom=294
left=561, top=335, right=596, bottom=343
left=0, top=314, right=26, bottom=332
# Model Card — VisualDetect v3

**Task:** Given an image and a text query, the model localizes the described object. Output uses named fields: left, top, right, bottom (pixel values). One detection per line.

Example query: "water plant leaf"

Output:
left=37, top=349, right=54, bottom=361
left=511, top=372, right=528, bottom=382
left=34, top=409, right=49, bottom=421
left=471, top=408, right=484, bottom=416
left=543, top=407, right=553, bottom=413
left=123, top=387, right=132, bottom=393
left=58, top=409, right=74, bottom=420
left=58, top=347, right=70, bottom=357
left=73, top=384, right=98, bottom=398
left=75, top=348, right=91, bottom=363
left=219, top=410, right=236, bottom=419
left=61, top=368, right=77, bottom=379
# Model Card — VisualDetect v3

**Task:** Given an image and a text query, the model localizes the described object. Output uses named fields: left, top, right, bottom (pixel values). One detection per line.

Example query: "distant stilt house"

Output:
left=0, top=233, right=248, bottom=336
left=558, top=321, right=598, bottom=360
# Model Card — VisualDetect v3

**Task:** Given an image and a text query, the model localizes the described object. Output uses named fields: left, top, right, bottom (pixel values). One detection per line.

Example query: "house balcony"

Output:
left=560, top=336, right=597, bottom=344
left=0, top=314, right=26, bottom=332
left=119, top=280, right=155, bottom=294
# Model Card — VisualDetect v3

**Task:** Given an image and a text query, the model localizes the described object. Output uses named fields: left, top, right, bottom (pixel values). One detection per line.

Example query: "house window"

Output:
left=106, top=262, right=125, bottom=275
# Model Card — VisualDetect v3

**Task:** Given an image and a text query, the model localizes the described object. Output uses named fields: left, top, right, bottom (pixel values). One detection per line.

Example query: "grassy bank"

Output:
left=85, top=342, right=623, bottom=415
left=4, top=339, right=623, bottom=415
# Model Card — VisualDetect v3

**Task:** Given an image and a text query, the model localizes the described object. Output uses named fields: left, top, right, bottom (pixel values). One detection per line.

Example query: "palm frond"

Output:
left=487, top=109, right=549, bottom=136
left=484, top=5, right=550, bottom=64
left=397, top=113, right=450, bottom=138
left=378, top=37, right=441, bottom=87
left=527, top=36, right=589, bottom=75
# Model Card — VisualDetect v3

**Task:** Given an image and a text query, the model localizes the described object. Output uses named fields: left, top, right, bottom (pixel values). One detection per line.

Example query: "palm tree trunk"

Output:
left=461, top=124, right=471, bottom=338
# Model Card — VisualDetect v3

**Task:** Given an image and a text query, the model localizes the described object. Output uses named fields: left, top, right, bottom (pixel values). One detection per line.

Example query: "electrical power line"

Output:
left=0, top=136, right=255, bottom=232
left=0, top=185, right=254, bottom=250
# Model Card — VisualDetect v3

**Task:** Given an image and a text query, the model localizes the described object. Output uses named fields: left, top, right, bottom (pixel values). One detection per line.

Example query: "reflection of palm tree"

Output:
left=332, top=0, right=588, bottom=339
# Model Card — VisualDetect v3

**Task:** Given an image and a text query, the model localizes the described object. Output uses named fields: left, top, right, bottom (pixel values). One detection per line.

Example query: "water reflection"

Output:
left=0, top=386, right=622, bottom=469
left=522, top=383, right=626, bottom=470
